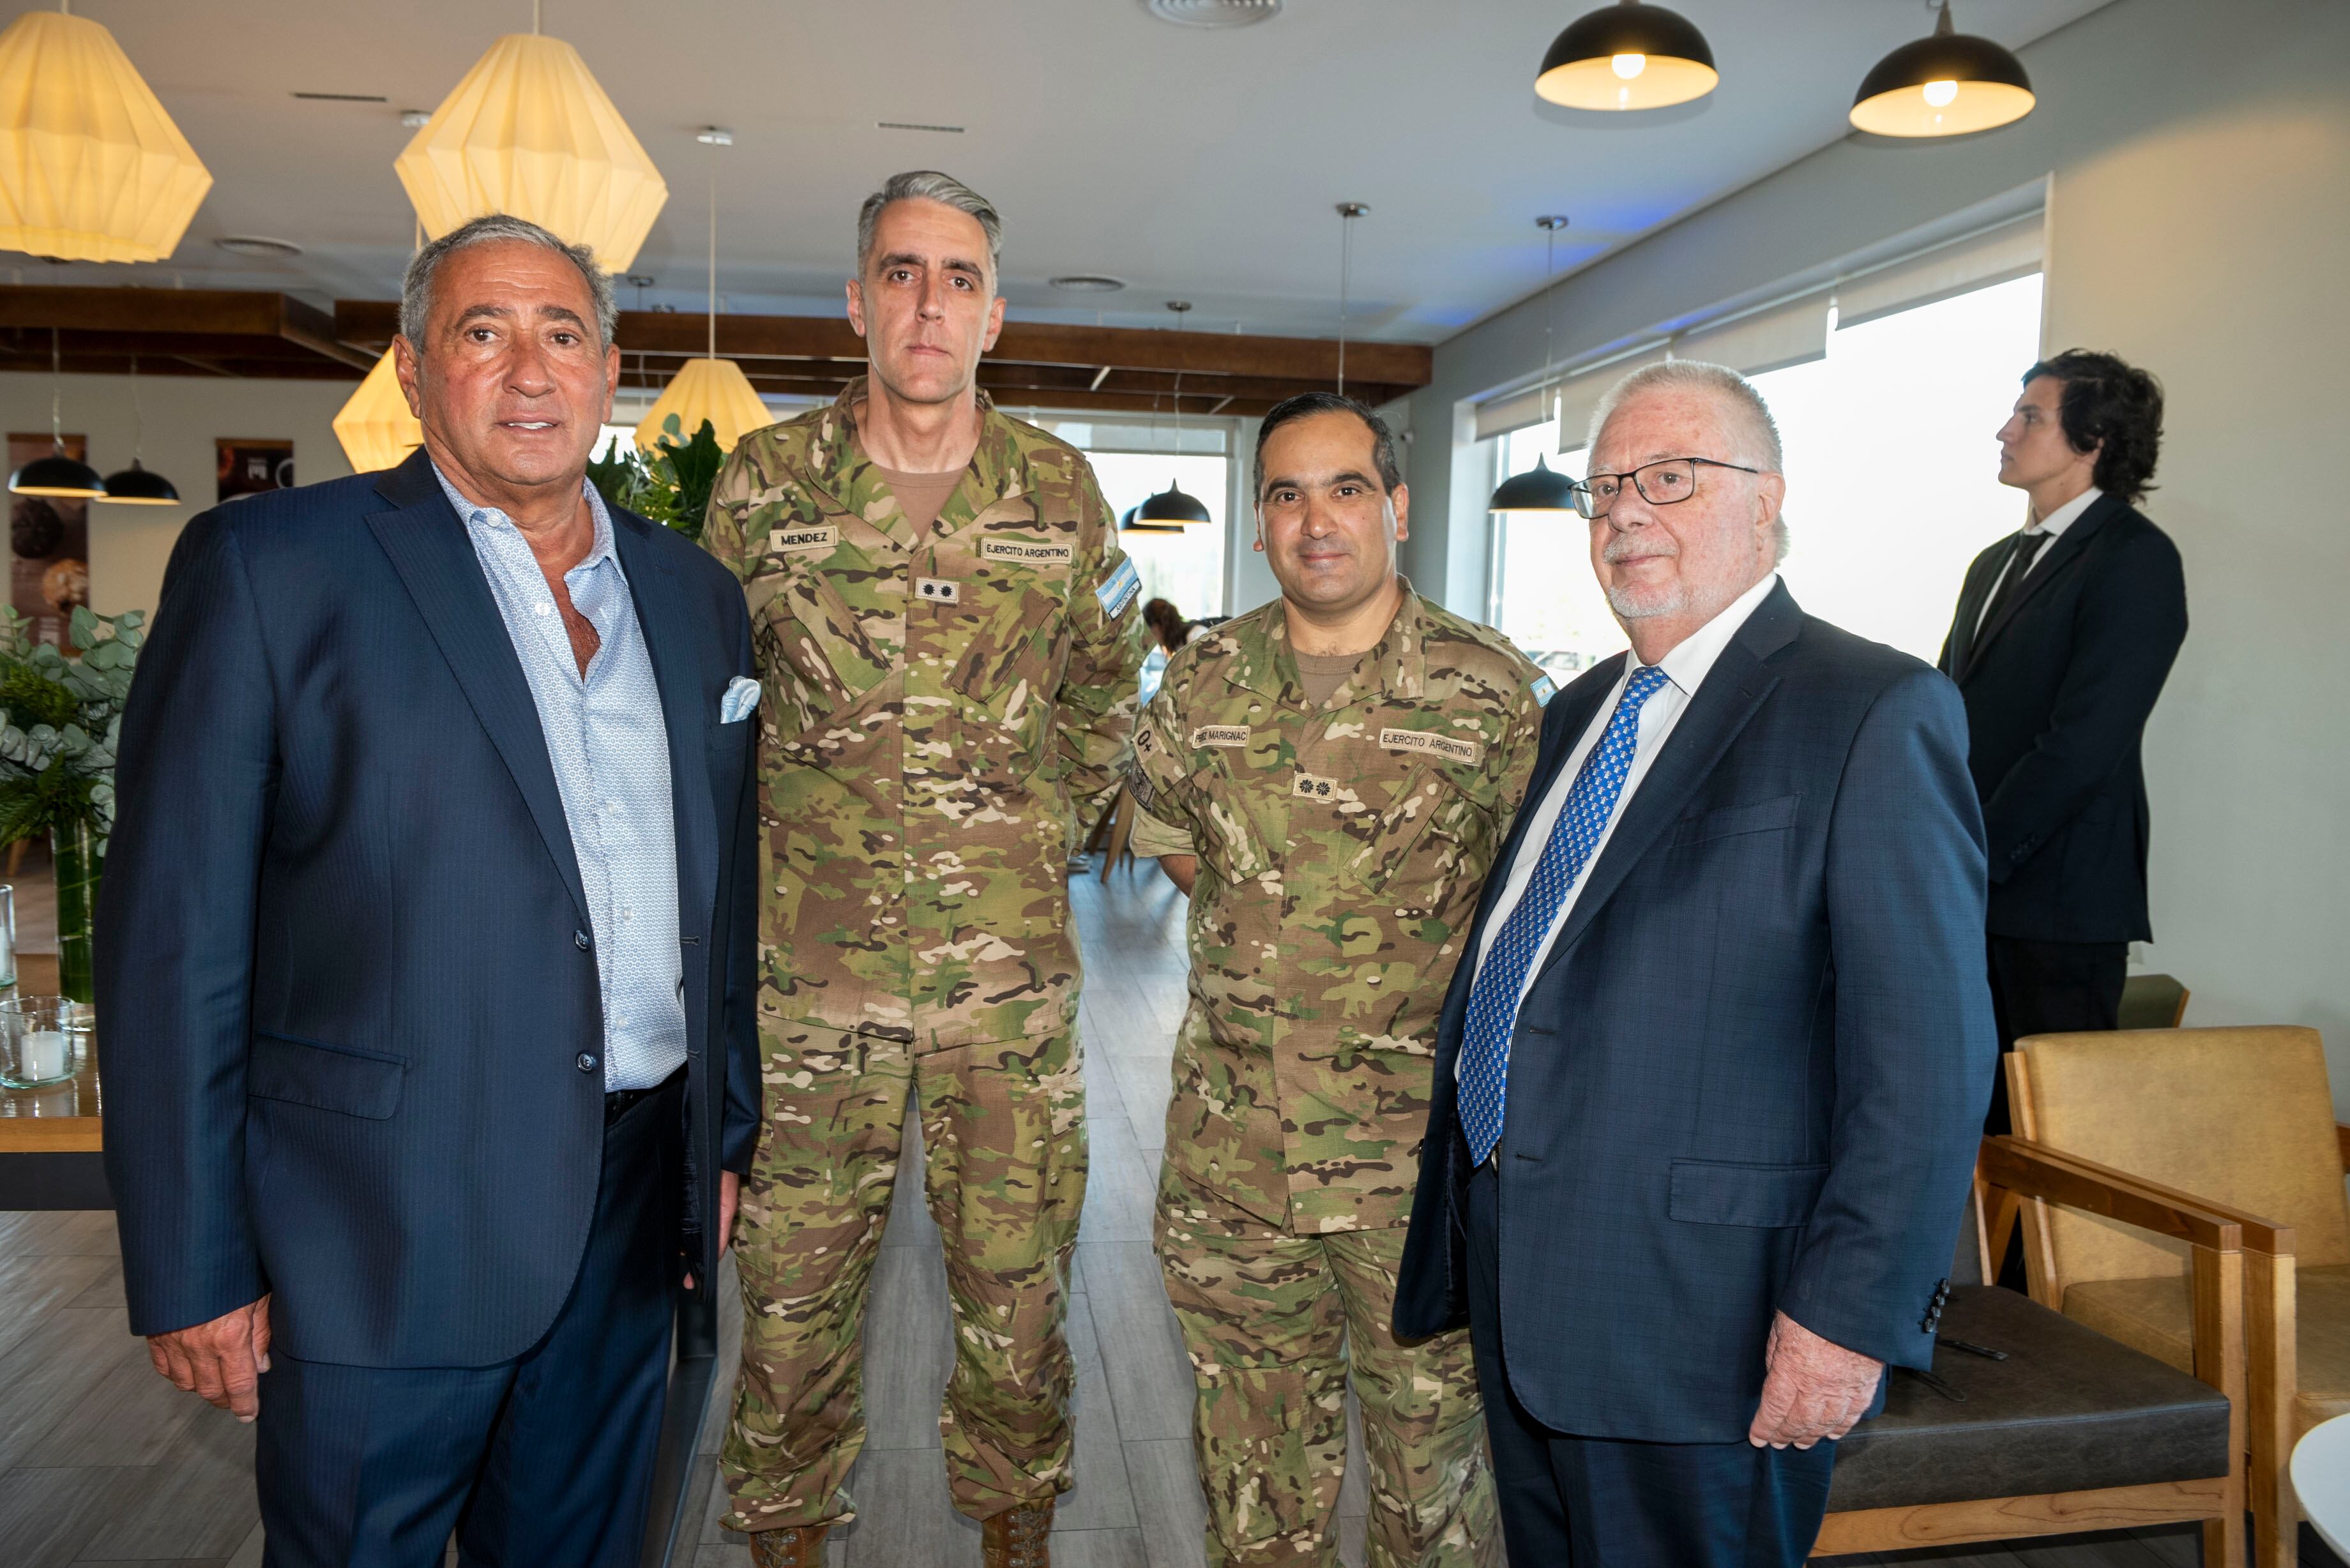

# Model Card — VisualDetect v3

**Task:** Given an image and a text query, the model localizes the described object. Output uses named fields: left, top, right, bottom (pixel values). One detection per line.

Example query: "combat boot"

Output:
left=980, top=1500, right=1053, bottom=1568
left=747, top=1525, right=830, bottom=1568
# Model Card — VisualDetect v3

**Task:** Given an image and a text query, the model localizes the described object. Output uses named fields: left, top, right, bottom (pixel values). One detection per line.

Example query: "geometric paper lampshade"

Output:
left=394, top=32, right=667, bottom=270
left=333, top=349, right=425, bottom=474
left=0, top=8, right=213, bottom=263
left=1850, top=3, right=2035, bottom=139
left=633, top=356, right=770, bottom=455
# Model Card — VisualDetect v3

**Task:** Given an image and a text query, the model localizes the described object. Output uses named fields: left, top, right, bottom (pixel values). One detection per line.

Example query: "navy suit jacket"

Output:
left=1936, top=494, right=2187, bottom=944
left=1395, top=582, right=1996, bottom=1444
left=97, top=449, right=761, bottom=1367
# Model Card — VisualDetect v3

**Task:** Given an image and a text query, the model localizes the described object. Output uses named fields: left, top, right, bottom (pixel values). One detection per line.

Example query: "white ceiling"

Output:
left=34, top=0, right=2114, bottom=343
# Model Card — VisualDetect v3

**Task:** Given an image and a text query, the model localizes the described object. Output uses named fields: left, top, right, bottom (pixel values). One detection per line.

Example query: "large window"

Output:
left=1083, top=449, right=1231, bottom=627
left=1488, top=421, right=1623, bottom=686
left=1486, top=271, right=2043, bottom=672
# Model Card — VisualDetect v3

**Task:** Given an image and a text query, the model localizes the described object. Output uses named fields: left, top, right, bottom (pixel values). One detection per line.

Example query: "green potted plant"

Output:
left=0, top=605, right=142, bottom=1002
left=588, top=414, right=725, bottom=542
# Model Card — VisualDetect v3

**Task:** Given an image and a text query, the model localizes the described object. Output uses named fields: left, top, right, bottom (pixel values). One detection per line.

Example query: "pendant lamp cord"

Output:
left=708, top=153, right=717, bottom=360
left=532, top=0, right=543, bottom=34
left=1337, top=216, right=1352, bottom=396
left=130, top=354, right=144, bottom=462
left=1543, top=225, right=1558, bottom=423
left=50, top=329, right=63, bottom=453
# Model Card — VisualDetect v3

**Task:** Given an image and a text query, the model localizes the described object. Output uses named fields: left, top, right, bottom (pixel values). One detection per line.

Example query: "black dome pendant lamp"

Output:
left=1535, top=1, right=1718, bottom=112
left=1850, top=3, right=2035, bottom=139
left=1490, top=216, right=1582, bottom=515
left=1135, top=301, right=1212, bottom=526
left=11, top=329, right=103, bottom=499
left=99, top=356, right=182, bottom=506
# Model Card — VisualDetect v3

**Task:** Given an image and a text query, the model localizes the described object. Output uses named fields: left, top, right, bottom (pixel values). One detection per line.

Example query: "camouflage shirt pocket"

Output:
left=749, top=548, right=895, bottom=735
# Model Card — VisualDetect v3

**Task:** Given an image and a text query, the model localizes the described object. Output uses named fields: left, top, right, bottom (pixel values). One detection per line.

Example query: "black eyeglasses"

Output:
left=1573, top=456, right=1762, bottom=520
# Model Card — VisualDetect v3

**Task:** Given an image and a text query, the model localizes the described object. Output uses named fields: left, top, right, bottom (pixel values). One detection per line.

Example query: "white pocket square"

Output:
left=720, top=676, right=762, bottom=724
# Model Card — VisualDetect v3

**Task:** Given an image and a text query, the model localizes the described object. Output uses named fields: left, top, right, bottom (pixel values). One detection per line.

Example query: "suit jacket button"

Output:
left=575, top=930, right=592, bottom=950
left=577, top=1052, right=599, bottom=1073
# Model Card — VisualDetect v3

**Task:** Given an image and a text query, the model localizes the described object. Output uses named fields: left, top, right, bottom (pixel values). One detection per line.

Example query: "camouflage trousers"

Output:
left=722, top=1023, right=1088, bottom=1532
left=1157, top=1186, right=1499, bottom=1568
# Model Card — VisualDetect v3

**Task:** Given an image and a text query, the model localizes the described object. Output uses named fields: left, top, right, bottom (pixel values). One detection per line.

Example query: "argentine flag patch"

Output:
left=1096, top=557, right=1141, bottom=620
left=1530, top=674, right=1557, bottom=706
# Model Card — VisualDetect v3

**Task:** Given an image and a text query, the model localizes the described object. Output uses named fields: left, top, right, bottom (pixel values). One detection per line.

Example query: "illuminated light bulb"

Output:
left=1611, top=52, right=1648, bottom=80
left=1923, top=79, right=1960, bottom=107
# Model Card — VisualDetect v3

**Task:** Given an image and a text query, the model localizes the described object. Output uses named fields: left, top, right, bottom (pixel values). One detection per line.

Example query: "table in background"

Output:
left=0, top=952, right=110, bottom=1207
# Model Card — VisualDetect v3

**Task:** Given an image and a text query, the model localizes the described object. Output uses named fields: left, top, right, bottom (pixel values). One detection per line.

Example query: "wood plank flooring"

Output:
left=0, top=864, right=2284, bottom=1565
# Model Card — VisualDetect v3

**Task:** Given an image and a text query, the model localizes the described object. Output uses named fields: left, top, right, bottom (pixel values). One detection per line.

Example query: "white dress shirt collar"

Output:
left=1649, top=569, right=1782, bottom=697
left=2028, top=485, right=2103, bottom=539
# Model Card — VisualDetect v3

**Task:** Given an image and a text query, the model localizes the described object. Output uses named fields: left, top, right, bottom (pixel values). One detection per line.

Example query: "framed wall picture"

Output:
left=216, top=439, right=294, bottom=503
left=7, top=432, right=93, bottom=650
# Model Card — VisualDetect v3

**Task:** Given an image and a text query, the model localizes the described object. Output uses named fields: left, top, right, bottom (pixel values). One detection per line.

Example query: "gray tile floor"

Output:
left=0, top=864, right=2243, bottom=1565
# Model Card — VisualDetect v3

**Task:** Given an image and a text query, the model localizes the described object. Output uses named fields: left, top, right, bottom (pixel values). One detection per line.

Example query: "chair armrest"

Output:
left=1982, top=1136, right=2246, bottom=1254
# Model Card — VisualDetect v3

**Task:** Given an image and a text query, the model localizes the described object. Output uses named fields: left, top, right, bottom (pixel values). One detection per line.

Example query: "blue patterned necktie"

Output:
left=1457, top=663, right=1672, bottom=1166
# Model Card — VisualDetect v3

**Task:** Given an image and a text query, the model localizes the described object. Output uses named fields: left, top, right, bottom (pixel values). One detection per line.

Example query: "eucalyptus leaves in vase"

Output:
left=0, top=606, right=142, bottom=1002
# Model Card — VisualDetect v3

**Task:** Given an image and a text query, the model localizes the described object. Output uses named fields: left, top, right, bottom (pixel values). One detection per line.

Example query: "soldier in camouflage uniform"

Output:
left=1126, top=394, right=1547, bottom=1568
left=702, top=172, right=1147, bottom=1568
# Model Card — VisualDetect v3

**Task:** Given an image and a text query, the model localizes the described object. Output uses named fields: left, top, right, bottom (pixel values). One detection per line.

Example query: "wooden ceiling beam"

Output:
left=335, top=300, right=1432, bottom=391
left=0, top=285, right=375, bottom=373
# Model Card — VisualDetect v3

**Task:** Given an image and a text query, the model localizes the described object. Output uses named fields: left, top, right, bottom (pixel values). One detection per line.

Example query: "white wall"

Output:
left=0, top=372, right=354, bottom=621
left=1401, top=0, right=2350, bottom=1083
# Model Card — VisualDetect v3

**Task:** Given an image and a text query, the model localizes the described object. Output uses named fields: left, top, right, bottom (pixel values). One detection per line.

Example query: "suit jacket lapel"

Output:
left=613, top=511, right=718, bottom=944
left=366, top=451, right=592, bottom=929
left=1959, top=494, right=2121, bottom=683
left=1524, top=584, right=1796, bottom=991
left=1941, top=547, right=2005, bottom=679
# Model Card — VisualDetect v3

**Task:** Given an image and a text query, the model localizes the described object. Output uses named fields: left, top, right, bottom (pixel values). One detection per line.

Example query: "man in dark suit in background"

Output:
left=1396, top=361, right=1994, bottom=1567
left=1939, top=350, right=2187, bottom=1130
left=97, top=214, right=761, bottom=1566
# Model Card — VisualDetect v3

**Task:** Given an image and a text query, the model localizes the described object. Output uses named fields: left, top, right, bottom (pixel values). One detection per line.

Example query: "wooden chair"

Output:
left=1816, top=1135, right=2245, bottom=1564
left=2005, top=1025, right=2340, bottom=1568
left=1079, top=784, right=1141, bottom=882
left=2119, top=972, right=2192, bottom=1029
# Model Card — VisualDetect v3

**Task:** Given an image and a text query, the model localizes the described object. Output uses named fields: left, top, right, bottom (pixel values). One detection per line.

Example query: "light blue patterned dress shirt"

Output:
left=435, top=465, right=687, bottom=1092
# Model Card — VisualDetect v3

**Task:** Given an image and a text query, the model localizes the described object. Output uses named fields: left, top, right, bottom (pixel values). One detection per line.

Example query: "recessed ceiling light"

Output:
left=1144, top=0, right=1282, bottom=27
left=1050, top=275, right=1126, bottom=293
left=215, top=236, right=303, bottom=258
left=400, top=109, right=432, bottom=128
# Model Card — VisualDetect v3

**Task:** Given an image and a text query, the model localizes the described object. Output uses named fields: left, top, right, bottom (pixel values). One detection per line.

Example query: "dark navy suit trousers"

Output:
left=254, top=1075, right=683, bottom=1567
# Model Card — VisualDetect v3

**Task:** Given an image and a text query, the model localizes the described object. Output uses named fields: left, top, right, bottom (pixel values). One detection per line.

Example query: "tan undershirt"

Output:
left=872, top=463, right=964, bottom=534
left=1293, top=649, right=1362, bottom=709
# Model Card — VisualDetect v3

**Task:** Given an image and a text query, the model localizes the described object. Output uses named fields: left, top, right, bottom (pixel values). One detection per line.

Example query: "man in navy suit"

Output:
left=96, top=214, right=761, bottom=1566
left=1395, top=361, right=1994, bottom=1566
left=1938, top=351, right=2187, bottom=1131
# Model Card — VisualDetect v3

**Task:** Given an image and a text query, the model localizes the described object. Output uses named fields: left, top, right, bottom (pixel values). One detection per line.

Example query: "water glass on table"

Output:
left=1, top=994, right=80, bottom=1088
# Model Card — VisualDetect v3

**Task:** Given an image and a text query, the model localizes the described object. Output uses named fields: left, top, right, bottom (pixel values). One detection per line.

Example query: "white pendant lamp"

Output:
left=394, top=2, right=667, bottom=269
left=333, top=348, right=425, bottom=474
left=636, top=129, right=769, bottom=455
left=0, top=4, right=212, bottom=263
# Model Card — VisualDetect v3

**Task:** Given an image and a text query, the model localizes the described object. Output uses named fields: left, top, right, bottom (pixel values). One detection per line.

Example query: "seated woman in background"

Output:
left=1142, top=597, right=1195, bottom=654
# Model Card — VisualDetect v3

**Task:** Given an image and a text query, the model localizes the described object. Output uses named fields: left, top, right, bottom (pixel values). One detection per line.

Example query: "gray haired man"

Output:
left=98, top=212, right=762, bottom=1565
left=706, top=171, right=1145, bottom=1568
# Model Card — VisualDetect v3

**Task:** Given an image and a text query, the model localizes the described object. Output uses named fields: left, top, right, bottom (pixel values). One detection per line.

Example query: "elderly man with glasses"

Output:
left=1396, top=361, right=1994, bottom=1567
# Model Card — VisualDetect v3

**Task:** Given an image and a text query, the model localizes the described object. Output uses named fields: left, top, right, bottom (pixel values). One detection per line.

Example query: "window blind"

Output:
left=1673, top=289, right=1834, bottom=377
left=1837, top=214, right=2043, bottom=330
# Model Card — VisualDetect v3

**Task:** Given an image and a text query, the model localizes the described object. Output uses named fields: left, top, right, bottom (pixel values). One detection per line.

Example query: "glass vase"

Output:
left=54, top=819, right=103, bottom=1006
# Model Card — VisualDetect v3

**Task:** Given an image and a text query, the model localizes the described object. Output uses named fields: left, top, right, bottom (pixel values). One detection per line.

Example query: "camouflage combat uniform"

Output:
left=702, top=380, right=1148, bottom=1532
left=1124, top=587, right=1545, bottom=1568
